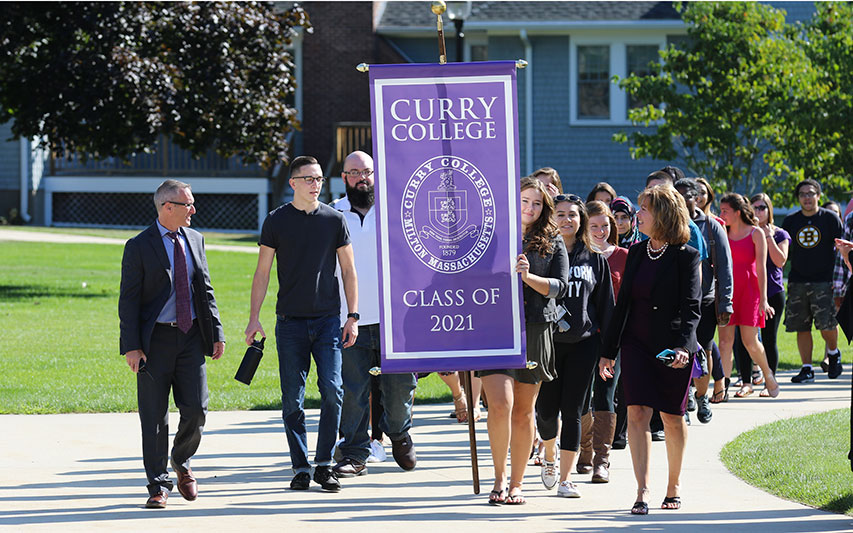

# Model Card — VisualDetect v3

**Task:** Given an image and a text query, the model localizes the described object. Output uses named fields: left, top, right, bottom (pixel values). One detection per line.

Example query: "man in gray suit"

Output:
left=119, top=179, right=225, bottom=509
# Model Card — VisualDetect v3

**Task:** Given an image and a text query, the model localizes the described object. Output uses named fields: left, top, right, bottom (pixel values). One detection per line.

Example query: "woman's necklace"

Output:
left=647, top=241, right=668, bottom=261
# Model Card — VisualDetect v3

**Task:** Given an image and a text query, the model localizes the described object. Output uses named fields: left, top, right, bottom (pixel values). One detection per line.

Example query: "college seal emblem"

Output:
left=401, top=155, right=496, bottom=273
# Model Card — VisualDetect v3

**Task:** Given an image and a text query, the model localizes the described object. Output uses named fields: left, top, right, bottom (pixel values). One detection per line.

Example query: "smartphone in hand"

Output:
left=655, top=348, right=677, bottom=367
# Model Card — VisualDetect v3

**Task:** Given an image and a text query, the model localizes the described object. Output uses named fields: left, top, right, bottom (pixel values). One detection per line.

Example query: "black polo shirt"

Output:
left=259, top=202, right=351, bottom=317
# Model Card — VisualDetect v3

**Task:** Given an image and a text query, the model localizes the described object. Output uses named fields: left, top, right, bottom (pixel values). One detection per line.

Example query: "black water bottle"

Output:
left=235, top=337, right=265, bottom=385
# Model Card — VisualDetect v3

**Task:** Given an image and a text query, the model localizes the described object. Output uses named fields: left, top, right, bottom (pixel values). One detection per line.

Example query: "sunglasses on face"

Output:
left=752, top=205, right=768, bottom=212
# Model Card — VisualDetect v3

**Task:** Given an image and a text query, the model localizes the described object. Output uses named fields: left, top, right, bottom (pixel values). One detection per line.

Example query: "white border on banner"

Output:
left=374, top=74, right=521, bottom=360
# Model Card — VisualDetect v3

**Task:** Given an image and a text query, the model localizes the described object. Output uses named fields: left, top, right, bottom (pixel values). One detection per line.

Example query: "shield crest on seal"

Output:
left=428, top=189, right=468, bottom=237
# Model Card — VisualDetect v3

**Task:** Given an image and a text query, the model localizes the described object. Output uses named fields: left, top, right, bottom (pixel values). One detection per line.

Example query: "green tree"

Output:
left=613, top=1, right=823, bottom=205
left=0, top=2, right=310, bottom=168
left=774, top=2, right=853, bottom=203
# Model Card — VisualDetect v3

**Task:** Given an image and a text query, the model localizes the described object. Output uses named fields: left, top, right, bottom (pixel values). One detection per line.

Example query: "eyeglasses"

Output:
left=293, top=176, right=326, bottom=185
left=752, top=205, right=768, bottom=212
left=554, top=194, right=583, bottom=203
left=798, top=191, right=817, bottom=198
left=162, top=201, right=194, bottom=208
left=343, top=169, right=374, bottom=177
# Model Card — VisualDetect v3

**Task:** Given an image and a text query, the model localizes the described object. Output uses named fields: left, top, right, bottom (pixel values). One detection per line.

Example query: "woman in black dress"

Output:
left=599, top=184, right=701, bottom=514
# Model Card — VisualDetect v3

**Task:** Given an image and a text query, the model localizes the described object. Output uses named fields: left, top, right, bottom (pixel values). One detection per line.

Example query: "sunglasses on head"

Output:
left=554, top=194, right=583, bottom=204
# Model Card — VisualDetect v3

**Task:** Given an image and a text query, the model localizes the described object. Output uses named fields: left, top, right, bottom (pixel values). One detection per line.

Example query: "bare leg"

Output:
left=627, top=405, right=653, bottom=504
left=559, top=449, right=577, bottom=483
left=820, top=328, right=838, bottom=353
left=740, top=325, right=779, bottom=392
left=660, top=411, right=687, bottom=506
left=797, top=331, right=813, bottom=366
left=481, top=374, right=513, bottom=492
left=439, top=372, right=463, bottom=398
left=542, top=437, right=557, bottom=463
left=718, top=325, right=735, bottom=381
left=508, top=380, right=541, bottom=498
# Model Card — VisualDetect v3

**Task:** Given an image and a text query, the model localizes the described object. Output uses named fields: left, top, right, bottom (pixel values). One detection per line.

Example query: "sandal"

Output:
left=631, top=501, right=649, bottom=515
left=734, top=386, right=753, bottom=398
left=505, top=492, right=526, bottom=505
left=752, top=368, right=765, bottom=386
left=473, top=408, right=482, bottom=422
left=759, top=385, right=780, bottom=398
left=661, top=496, right=681, bottom=509
left=488, top=487, right=506, bottom=505
left=710, top=388, right=727, bottom=404
left=453, top=393, right=468, bottom=423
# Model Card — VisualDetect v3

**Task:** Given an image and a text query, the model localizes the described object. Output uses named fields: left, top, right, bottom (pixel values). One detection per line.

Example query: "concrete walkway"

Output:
left=1, top=368, right=851, bottom=532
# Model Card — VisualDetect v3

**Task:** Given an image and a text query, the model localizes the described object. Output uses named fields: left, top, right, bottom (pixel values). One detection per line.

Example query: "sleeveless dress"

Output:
left=729, top=228, right=765, bottom=328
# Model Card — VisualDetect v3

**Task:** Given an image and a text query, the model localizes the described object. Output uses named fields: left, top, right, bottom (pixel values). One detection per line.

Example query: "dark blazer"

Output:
left=601, top=240, right=701, bottom=360
left=119, top=223, right=224, bottom=357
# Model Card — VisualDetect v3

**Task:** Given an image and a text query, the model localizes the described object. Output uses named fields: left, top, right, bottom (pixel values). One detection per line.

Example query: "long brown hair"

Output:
left=637, top=184, right=691, bottom=245
left=585, top=200, right=618, bottom=246
left=695, top=177, right=715, bottom=215
left=520, top=176, right=559, bottom=256
left=586, top=182, right=617, bottom=204
left=720, top=192, right=758, bottom=227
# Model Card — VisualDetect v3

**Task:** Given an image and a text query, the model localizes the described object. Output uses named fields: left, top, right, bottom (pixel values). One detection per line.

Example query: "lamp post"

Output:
left=446, top=1, right=472, bottom=63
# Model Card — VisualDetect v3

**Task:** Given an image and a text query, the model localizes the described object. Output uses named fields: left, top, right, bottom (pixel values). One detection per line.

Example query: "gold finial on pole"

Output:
left=516, top=59, right=528, bottom=69
left=369, top=366, right=382, bottom=376
left=356, top=63, right=369, bottom=72
left=431, top=1, right=448, bottom=64
left=526, top=361, right=539, bottom=370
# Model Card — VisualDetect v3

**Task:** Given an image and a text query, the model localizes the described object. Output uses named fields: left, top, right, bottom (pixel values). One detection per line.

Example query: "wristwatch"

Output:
left=347, top=312, right=360, bottom=321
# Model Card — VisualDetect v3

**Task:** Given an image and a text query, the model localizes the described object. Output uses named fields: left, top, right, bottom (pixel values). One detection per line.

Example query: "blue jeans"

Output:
left=275, top=314, right=343, bottom=473
left=339, top=324, right=416, bottom=464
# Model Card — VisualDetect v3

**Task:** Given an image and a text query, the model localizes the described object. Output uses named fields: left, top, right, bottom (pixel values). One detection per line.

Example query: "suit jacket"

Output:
left=119, top=223, right=224, bottom=357
left=601, top=240, right=701, bottom=360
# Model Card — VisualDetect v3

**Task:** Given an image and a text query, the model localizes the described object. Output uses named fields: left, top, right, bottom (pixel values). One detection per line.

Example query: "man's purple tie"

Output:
left=166, top=232, right=192, bottom=333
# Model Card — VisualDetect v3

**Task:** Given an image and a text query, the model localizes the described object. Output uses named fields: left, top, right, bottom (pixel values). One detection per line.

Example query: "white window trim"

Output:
left=569, top=34, right=666, bottom=126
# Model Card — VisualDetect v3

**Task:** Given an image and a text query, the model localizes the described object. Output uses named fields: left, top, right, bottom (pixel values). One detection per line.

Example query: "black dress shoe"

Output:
left=313, top=466, right=341, bottom=492
left=391, top=435, right=417, bottom=471
left=145, top=491, right=169, bottom=509
left=290, top=471, right=311, bottom=490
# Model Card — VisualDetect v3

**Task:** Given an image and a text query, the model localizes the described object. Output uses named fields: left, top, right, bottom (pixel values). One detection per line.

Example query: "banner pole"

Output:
left=431, top=1, right=448, bottom=64
left=460, top=369, right=480, bottom=494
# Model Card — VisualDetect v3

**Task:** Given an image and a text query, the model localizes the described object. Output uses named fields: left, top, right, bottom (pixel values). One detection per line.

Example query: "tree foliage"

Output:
left=0, top=2, right=310, bottom=168
left=776, top=2, right=853, bottom=202
left=613, top=2, right=840, bottom=207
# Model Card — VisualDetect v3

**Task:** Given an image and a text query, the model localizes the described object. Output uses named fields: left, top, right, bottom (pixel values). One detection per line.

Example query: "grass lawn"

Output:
left=0, top=240, right=449, bottom=413
left=7, top=225, right=259, bottom=247
left=721, top=408, right=853, bottom=515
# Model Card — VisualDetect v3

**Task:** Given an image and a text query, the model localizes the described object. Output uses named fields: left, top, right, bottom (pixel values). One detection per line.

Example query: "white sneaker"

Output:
left=367, top=439, right=386, bottom=463
left=541, top=460, right=559, bottom=489
left=557, top=480, right=581, bottom=498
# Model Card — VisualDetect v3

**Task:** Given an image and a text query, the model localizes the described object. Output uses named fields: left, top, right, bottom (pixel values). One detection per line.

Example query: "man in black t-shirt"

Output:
left=781, top=178, right=844, bottom=383
left=245, top=155, right=359, bottom=492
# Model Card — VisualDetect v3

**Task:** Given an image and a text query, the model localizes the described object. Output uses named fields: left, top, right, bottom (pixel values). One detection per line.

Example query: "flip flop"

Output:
left=631, top=501, right=649, bottom=515
left=488, top=487, right=506, bottom=505
left=734, top=387, right=753, bottom=398
left=504, top=492, right=526, bottom=505
left=661, top=496, right=681, bottom=509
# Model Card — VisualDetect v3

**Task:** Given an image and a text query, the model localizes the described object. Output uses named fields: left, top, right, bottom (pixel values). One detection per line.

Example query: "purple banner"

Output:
left=370, top=61, right=526, bottom=373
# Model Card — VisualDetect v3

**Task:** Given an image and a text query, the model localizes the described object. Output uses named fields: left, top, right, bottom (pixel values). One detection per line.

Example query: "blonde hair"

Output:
left=750, top=192, right=775, bottom=227
left=637, top=184, right=691, bottom=245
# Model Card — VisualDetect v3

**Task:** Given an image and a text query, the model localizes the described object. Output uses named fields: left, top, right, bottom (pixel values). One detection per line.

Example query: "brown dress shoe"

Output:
left=172, top=462, right=198, bottom=501
left=391, top=435, right=417, bottom=471
left=145, top=491, right=168, bottom=509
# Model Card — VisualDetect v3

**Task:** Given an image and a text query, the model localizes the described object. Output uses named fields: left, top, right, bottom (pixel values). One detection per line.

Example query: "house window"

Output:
left=577, top=45, right=610, bottom=119
left=626, top=45, right=660, bottom=110
left=471, top=45, right=488, bottom=61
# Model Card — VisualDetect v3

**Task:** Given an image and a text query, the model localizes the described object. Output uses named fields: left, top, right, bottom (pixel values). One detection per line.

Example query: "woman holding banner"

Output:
left=479, top=177, right=569, bottom=505
left=535, top=195, right=614, bottom=498
left=599, top=184, right=701, bottom=514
